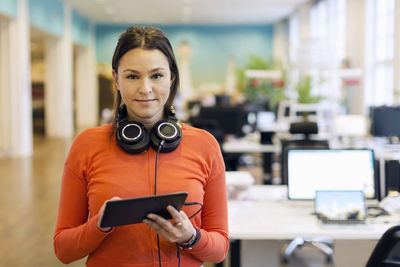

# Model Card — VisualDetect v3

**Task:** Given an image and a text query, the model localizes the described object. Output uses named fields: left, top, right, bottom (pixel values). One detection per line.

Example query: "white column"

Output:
left=0, top=17, right=10, bottom=157
left=0, top=0, right=32, bottom=158
left=296, top=3, right=312, bottom=71
left=346, top=0, right=367, bottom=114
left=273, top=20, right=288, bottom=68
left=177, top=41, right=195, bottom=102
left=393, top=0, right=400, bottom=105
left=44, top=3, right=74, bottom=137
left=75, top=24, right=99, bottom=130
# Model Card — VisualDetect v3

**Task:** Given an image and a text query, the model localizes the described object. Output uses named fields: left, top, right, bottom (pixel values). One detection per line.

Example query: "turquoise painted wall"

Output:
left=96, top=24, right=274, bottom=87
left=0, top=0, right=17, bottom=18
left=29, top=0, right=64, bottom=37
left=72, top=10, right=90, bottom=47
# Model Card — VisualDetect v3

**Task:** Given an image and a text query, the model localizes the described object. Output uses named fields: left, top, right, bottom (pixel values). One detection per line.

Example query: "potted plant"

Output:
left=295, top=75, right=322, bottom=104
left=236, top=55, right=286, bottom=111
left=294, top=75, right=323, bottom=120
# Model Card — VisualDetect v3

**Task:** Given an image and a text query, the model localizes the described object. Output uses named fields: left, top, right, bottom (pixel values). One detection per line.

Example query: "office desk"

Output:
left=222, top=139, right=280, bottom=153
left=222, top=139, right=280, bottom=183
left=227, top=185, right=400, bottom=267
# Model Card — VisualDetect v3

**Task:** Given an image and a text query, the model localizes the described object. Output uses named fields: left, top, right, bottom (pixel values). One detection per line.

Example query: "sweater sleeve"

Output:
left=186, top=133, right=229, bottom=263
left=53, top=141, right=111, bottom=264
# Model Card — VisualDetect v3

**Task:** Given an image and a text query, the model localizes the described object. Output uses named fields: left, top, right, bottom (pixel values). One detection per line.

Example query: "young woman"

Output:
left=54, top=26, right=229, bottom=267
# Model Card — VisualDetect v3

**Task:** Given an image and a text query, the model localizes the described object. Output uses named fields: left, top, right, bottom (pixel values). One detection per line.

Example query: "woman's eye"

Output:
left=127, top=74, right=139, bottom=80
left=152, top=73, right=163, bottom=79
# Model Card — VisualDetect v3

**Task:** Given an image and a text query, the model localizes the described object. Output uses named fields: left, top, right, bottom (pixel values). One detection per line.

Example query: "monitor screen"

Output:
left=370, top=106, right=400, bottom=138
left=198, top=106, right=247, bottom=136
left=256, top=111, right=275, bottom=129
left=287, top=149, right=376, bottom=200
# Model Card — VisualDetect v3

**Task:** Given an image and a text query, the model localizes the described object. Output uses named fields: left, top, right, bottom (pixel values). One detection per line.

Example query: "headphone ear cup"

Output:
left=150, top=120, right=182, bottom=153
left=116, top=121, right=150, bottom=154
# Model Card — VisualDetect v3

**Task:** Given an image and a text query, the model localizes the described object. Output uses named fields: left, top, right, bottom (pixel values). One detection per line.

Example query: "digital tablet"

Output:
left=100, top=192, right=188, bottom=228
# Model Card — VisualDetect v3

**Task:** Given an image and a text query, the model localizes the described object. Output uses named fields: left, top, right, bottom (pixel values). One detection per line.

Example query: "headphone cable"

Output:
left=155, top=140, right=164, bottom=267
left=154, top=140, right=203, bottom=267
left=154, top=140, right=165, bottom=195
left=176, top=202, right=203, bottom=267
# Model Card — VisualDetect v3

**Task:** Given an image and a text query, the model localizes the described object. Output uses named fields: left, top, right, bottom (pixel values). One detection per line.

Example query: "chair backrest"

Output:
left=366, top=225, right=400, bottom=267
left=289, top=121, right=319, bottom=139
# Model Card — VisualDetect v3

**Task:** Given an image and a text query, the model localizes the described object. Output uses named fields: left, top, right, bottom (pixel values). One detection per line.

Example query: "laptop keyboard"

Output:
left=319, top=218, right=366, bottom=224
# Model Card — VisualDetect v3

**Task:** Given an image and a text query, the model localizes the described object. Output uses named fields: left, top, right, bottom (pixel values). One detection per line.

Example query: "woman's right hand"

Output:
left=97, top=196, right=122, bottom=232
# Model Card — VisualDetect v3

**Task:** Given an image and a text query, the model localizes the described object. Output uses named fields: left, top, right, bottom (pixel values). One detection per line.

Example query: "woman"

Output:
left=54, top=26, right=229, bottom=267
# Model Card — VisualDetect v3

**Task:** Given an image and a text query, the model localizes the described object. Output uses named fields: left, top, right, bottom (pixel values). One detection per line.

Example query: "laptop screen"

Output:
left=287, top=149, right=376, bottom=200
left=315, top=190, right=367, bottom=222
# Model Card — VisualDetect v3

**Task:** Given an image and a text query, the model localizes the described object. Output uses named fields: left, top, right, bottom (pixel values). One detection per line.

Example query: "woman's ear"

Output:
left=112, top=69, right=119, bottom=90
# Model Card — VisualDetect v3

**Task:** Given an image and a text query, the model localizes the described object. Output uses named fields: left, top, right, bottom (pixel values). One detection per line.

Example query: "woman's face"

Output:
left=113, top=48, right=172, bottom=128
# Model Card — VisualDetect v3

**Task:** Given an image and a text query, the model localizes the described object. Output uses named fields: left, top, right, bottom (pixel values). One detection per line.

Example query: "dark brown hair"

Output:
left=111, top=26, right=180, bottom=127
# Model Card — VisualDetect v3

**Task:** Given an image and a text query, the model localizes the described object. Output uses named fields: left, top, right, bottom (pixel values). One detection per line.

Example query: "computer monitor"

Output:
left=256, top=111, right=275, bottom=129
left=370, top=106, right=400, bottom=139
left=286, top=149, right=377, bottom=200
left=197, top=106, right=247, bottom=137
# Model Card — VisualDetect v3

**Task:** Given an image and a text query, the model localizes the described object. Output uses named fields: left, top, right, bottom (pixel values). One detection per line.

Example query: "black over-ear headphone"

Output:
left=115, top=105, right=182, bottom=154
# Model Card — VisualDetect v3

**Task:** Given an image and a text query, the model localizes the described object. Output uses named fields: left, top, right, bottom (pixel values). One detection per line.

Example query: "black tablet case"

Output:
left=100, top=192, right=188, bottom=228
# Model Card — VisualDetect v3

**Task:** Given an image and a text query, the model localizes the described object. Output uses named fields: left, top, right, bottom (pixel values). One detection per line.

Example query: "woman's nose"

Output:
left=138, top=78, right=152, bottom=94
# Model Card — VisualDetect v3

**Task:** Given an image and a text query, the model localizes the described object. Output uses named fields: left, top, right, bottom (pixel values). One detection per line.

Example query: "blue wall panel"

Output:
left=0, top=0, right=17, bottom=18
left=72, top=10, right=90, bottom=47
left=96, top=24, right=274, bottom=87
left=29, top=0, right=64, bottom=37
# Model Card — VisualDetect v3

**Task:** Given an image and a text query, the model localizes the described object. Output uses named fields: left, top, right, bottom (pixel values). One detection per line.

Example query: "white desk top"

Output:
left=226, top=171, right=255, bottom=186
left=223, top=139, right=280, bottom=153
left=228, top=185, right=400, bottom=240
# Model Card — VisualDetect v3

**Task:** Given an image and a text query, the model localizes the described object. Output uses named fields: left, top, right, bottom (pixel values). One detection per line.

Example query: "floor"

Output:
left=0, top=136, right=85, bottom=267
left=0, top=136, right=377, bottom=267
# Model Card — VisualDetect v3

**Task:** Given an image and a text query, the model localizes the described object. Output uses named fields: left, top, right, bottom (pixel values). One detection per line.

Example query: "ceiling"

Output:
left=62, top=0, right=310, bottom=25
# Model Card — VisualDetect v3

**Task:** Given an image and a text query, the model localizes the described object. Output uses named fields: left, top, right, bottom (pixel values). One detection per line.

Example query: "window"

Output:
left=365, top=0, right=395, bottom=106
left=288, top=0, right=347, bottom=101
left=309, top=0, right=347, bottom=99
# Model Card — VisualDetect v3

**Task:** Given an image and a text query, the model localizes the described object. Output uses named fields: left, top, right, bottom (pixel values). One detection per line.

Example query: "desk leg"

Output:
left=231, top=240, right=241, bottom=267
left=263, top=152, right=273, bottom=184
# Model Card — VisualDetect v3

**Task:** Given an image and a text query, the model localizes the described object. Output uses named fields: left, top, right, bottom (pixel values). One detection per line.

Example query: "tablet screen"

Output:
left=100, top=192, right=188, bottom=228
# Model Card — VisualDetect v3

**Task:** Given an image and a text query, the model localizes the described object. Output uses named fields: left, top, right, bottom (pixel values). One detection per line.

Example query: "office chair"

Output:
left=281, top=236, right=334, bottom=264
left=366, top=224, right=400, bottom=267
left=279, top=121, right=333, bottom=263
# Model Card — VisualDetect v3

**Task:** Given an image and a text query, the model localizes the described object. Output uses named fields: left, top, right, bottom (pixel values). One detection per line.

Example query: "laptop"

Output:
left=315, top=190, right=367, bottom=224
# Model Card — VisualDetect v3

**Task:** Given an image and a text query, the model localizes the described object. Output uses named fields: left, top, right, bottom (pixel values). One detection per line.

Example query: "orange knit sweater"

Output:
left=54, top=123, right=229, bottom=267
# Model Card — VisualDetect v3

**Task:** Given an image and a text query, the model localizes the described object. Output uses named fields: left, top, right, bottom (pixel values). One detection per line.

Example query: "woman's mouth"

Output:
left=136, top=99, right=155, bottom=102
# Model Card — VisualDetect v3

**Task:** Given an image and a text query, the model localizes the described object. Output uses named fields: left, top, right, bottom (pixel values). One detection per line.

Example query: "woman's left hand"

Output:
left=143, top=205, right=194, bottom=244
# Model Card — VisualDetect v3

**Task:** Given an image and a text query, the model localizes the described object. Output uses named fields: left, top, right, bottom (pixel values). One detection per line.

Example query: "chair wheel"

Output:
left=326, top=255, right=333, bottom=263
left=281, top=255, right=290, bottom=264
